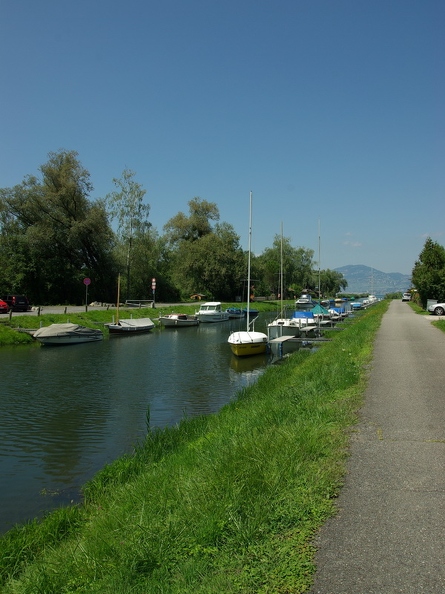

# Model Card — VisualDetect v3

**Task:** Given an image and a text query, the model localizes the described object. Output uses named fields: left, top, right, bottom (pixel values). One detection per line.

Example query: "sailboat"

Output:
left=106, top=274, right=155, bottom=335
left=228, top=192, right=268, bottom=357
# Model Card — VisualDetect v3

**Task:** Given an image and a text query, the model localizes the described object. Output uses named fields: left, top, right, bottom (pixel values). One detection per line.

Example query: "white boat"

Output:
left=106, top=317, right=155, bottom=334
left=228, top=193, right=268, bottom=357
left=33, top=323, right=103, bottom=345
left=294, top=293, right=314, bottom=311
left=267, top=315, right=305, bottom=340
left=159, top=313, right=199, bottom=327
left=196, top=302, right=229, bottom=323
left=105, top=273, right=155, bottom=335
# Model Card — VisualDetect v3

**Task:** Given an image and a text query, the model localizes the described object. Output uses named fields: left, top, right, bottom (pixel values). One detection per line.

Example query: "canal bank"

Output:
left=0, top=301, right=386, bottom=592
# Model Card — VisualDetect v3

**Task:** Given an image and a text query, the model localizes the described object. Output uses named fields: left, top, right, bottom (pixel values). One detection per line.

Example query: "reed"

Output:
left=0, top=301, right=388, bottom=593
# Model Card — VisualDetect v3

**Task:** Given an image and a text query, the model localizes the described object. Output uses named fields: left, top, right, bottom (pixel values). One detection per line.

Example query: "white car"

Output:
left=402, top=292, right=411, bottom=302
left=427, top=302, right=445, bottom=316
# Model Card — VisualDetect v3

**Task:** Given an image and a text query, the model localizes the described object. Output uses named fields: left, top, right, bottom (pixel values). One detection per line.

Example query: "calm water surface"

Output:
left=0, top=315, right=275, bottom=533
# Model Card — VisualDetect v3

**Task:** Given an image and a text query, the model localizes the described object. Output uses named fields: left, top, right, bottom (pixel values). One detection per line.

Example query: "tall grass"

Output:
left=0, top=301, right=388, bottom=593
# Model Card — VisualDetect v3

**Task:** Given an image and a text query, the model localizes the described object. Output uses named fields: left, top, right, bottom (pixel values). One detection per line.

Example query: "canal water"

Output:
left=0, top=314, right=278, bottom=534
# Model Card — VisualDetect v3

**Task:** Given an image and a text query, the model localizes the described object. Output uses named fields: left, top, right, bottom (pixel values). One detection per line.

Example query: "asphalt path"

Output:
left=311, top=300, right=445, bottom=593
left=0, top=303, right=181, bottom=317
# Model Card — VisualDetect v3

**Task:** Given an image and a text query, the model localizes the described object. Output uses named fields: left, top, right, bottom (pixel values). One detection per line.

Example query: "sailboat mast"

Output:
left=116, top=273, right=121, bottom=325
left=318, top=219, right=321, bottom=304
left=246, top=191, right=252, bottom=328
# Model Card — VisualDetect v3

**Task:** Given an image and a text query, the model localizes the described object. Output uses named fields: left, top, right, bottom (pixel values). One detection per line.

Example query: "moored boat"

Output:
left=159, top=313, right=199, bottom=327
left=228, top=330, right=268, bottom=357
left=228, top=192, right=268, bottom=356
left=196, top=302, right=229, bottom=323
left=105, top=274, right=155, bottom=335
left=106, top=318, right=155, bottom=334
left=33, top=323, right=103, bottom=345
left=226, top=307, right=245, bottom=319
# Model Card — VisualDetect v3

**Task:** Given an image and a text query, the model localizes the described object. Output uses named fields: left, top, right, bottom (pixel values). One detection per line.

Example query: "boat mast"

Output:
left=116, top=273, right=121, bottom=325
left=247, top=191, right=252, bottom=330
left=318, top=219, right=321, bottom=304
left=280, top=222, right=284, bottom=318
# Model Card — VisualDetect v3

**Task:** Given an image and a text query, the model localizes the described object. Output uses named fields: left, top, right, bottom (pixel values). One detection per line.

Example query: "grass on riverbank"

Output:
left=0, top=300, right=388, bottom=593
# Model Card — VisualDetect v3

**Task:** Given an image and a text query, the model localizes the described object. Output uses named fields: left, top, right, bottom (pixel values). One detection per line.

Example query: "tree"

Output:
left=164, top=199, right=244, bottom=299
left=0, top=150, right=116, bottom=304
left=257, top=235, right=314, bottom=297
left=411, top=238, right=445, bottom=307
left=164, top=197, right=219, bottom=245
left=315, top=269, right=348, bottom=297
left=106, top=169, right=150, bottom=300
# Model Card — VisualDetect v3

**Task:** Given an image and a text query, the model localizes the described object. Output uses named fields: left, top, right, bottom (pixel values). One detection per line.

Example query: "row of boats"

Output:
left=30, top=296, right=376, bottom=352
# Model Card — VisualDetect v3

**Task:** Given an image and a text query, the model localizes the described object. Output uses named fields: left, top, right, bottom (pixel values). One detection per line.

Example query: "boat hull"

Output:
left=106, top=318, right=155, bottom=334
left=159, top=314, right=199, bottom=327
left=197, top=313, right=230, bottom=323
left=228, top=330, right=268, bottom=357
left=33, top=323, right=103, bottom=345
left=196, top=302, right=229, bottom=323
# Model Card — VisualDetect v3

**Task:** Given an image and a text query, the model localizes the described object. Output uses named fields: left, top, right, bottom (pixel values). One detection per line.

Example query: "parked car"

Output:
left=402, top=292, right=411, bottom=302
left=0, top=299, right=9, bottom=314
left=427, top=302, right=445, bottom=316
left=2, top=295, right=30, bottom=312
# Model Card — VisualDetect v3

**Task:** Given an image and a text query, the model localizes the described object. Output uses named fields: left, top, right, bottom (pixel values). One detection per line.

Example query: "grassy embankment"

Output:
left=0, top=301, right=285, bottom=347
left=0, top=300, right=388, bottom=593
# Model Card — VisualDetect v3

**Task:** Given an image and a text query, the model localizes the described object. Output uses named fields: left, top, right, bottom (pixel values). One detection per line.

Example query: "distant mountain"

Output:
left=334, top=265, right=411, bottom=295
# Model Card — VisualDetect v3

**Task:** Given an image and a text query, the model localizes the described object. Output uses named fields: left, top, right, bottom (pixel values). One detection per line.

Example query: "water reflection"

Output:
left=0, top=314, right=277, bottom=532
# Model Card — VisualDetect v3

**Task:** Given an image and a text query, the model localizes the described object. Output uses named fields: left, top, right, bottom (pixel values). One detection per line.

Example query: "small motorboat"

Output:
left=33, top=323, right=103, bottom=345
left=106, top=318, right=155, bottom=334
left=226, top=307, right=245, bottom=319
left=196, top=302, right=229, bottom=323
left=159, top=313, right=199, bottom=327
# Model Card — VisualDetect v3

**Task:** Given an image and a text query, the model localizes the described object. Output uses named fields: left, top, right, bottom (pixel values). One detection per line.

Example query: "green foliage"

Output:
left=105, top=169, right=151, bottom=300
left=411, top=237, right=445, bottom=307
left=0, top=301, right=388, bottom=593
left=0, top=150, right=116, bottom=304
left=164, top=199, right=244, bottom=299
left=316, top=268, right=348, bottom=296
left=257, top=234, right=315, bottom=297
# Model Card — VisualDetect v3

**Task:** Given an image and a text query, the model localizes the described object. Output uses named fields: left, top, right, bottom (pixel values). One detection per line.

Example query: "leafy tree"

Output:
left=257, top=234, right=314, bottom=297
left=164, top=197, right=219, bottom=245
left=411, top=237, right=445, bottom=307
left=315, top=269, right=348, bottom=297
left=0, top=150, right=116, bottom=304
left=106, top=169, right=150, bottom=300
left=164, top=199, right=244, bottom=299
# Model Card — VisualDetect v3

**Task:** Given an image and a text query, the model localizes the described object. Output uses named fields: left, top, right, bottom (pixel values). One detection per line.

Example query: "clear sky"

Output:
left=1, top=0, right=443, bottom=275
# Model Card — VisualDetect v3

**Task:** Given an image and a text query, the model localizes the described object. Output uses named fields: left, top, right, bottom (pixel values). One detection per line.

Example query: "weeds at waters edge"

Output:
left=0, top=301, right=389, bottom=593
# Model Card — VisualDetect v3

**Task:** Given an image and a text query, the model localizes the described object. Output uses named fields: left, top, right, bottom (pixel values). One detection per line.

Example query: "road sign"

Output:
left=83, top=278, right=91, bottom=286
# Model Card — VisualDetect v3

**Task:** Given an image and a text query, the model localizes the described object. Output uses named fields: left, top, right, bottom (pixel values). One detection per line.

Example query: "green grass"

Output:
left=0, top=301, right=388, bottom=593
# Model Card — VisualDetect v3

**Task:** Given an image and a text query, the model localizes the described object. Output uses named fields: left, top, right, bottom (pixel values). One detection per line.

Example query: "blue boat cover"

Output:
left=291, top=311, right=315, bottom=319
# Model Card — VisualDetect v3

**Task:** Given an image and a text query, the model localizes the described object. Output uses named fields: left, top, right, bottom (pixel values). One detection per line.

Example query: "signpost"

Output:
left=151, top=277, right=156, bottom=308
left=83, top=277, right=91, bottom=312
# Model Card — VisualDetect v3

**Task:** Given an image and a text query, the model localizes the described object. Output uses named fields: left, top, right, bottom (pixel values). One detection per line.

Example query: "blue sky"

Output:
left=1, top=0, right=443, bottom=275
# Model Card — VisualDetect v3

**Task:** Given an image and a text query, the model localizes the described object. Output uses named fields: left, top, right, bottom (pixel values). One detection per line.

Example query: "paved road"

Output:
left=311, top=300, right=445, bottom=593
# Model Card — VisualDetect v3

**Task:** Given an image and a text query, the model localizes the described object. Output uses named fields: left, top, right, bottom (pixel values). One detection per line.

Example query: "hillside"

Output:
left=334, top=265, right=411, bottom=295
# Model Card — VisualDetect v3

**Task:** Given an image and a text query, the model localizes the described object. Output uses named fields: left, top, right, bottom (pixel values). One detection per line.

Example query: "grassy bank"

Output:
left=0, top=300, right=388, bottom=593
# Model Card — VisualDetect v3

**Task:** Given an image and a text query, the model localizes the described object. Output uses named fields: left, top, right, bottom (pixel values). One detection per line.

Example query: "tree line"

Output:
left=0, top=150, right=348, bottom=306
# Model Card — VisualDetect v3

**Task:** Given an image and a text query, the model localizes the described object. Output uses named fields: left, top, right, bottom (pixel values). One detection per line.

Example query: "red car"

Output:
left=0, top=299, right=9, bottom=314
